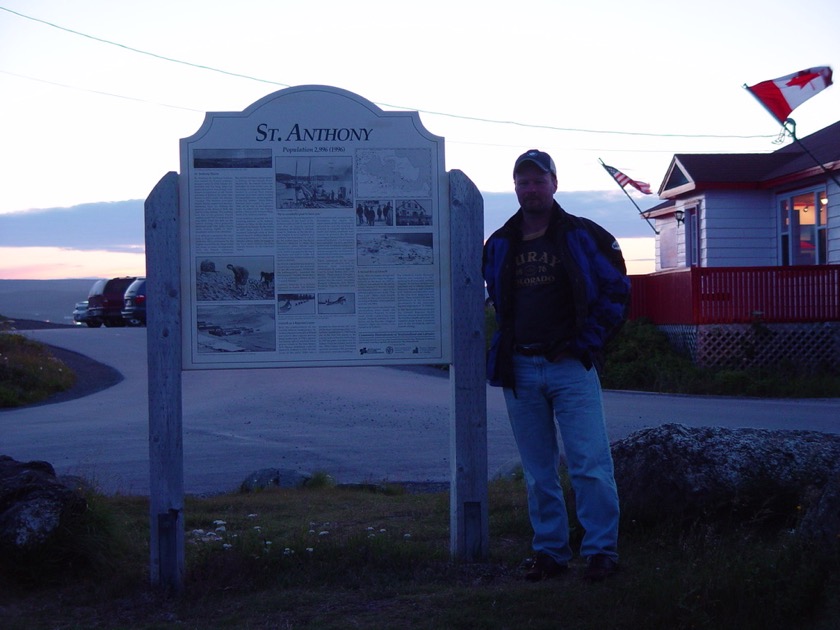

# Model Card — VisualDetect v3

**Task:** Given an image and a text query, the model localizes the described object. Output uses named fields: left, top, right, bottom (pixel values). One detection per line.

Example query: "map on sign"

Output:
left=355, top=148, right=433, bottom=198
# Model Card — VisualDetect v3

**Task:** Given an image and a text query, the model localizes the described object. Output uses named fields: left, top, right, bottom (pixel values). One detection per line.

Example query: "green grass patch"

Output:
left=1, top=480, right=837, bottom=629
left=0, top=329, right=76, bottom=407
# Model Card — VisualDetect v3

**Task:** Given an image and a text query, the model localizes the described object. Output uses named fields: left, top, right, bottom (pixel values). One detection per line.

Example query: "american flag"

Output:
left=602, top=164, right=653, bottom=195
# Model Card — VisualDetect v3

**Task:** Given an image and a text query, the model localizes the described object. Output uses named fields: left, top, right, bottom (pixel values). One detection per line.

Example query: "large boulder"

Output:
left=612, top=424, right=840, bottom=539
left=798, top=471, right=840, bottom=547
left=0, top=455, right=87, bottom=554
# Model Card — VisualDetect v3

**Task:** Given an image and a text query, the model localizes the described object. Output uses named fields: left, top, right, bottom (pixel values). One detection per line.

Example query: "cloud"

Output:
left=0, top=192, right=657, bottom=279
left=0, top=200, right=145, bottom=252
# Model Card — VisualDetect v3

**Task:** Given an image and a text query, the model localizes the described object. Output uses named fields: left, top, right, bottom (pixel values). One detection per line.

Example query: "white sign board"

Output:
left=179, top=86, right=451, bottom=369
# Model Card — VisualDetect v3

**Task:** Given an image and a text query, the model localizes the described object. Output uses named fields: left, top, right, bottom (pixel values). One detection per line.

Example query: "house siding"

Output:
left=701, top=190, right=776, bottom=267
left=828, top=179, right=840, bottom=264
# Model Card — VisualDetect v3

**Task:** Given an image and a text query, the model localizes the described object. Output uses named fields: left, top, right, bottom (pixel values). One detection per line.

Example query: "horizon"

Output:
left=0, top=191, right=658, bottom=280
left=0, top=238, right=656, bottom=280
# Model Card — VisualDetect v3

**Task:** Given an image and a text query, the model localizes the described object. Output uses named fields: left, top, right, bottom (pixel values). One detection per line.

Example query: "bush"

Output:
left=603, top=319, right=840, bottom=397
left=485, top=310, right=840, bottom=397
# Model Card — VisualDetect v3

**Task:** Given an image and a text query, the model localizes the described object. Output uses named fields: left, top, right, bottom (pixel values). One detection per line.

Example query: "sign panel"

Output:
left=179, top=86, right=450, bottom=369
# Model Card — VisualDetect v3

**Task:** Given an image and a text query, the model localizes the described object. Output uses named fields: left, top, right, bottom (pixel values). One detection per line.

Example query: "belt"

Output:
left=514, top=342, right=553, bottom=356
left=514, top=342, right=575, bottom=361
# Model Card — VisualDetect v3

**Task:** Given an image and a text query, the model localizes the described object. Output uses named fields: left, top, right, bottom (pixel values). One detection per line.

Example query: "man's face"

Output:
left=514, top=163, right=557, bottom=213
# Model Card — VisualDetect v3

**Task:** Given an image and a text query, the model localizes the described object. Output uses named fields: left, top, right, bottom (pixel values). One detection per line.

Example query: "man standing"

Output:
left=482, top=149, right=630, bottom=582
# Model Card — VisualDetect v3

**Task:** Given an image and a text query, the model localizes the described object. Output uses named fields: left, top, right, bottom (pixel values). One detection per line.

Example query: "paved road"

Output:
left=2, top=327, right=838, bottom=496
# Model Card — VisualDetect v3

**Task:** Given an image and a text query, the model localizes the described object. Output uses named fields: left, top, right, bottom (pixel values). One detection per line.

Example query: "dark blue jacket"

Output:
left=483, top=202, right=630, bottom=388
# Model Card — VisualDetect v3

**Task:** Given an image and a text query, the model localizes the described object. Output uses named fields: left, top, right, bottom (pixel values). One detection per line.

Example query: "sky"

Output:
left=1, top=0, right=839, bottom=279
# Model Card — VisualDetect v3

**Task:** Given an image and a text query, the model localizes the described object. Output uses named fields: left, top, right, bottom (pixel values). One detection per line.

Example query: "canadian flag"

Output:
left=746, top=66, right=833, bottom=123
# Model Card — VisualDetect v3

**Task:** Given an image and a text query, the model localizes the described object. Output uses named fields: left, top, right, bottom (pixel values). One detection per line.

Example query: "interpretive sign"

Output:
left=179, top=86, right=450, bottom=369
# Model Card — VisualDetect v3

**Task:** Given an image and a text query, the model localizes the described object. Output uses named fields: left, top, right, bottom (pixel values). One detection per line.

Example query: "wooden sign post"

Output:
left=144, top=87, right=487, bottom=591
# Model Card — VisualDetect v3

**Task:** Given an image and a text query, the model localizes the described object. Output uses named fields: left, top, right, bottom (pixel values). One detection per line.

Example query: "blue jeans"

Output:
left=503, top=353, right=619, bottom=564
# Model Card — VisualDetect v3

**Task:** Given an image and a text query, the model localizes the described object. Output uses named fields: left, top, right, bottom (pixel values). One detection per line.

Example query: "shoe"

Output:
left=523, top=552, right=568, bottom=582
left=582, top=554, right=619, bottom=582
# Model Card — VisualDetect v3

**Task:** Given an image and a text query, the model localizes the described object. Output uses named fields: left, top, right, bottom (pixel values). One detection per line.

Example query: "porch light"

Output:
left=675, top=209, right=685, bottom=225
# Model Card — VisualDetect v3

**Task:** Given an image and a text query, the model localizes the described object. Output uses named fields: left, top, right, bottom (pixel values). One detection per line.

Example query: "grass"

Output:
left=1, top=479, right=838, bottom=629
left=0, top=327, right=76, bottom=408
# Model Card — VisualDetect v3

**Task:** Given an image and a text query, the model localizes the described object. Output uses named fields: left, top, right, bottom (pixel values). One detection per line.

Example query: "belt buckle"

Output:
left=516, top=343, right=548, bottom=356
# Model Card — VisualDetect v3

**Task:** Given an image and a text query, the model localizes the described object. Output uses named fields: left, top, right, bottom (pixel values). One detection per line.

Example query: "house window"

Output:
left=685, top=206, right=699, bottom=267
left=778, top=188, right=827, bottom=265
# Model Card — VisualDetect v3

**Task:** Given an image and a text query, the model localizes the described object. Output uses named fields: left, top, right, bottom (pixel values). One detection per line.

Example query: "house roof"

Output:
left=660, top=120, right=840, bottom=196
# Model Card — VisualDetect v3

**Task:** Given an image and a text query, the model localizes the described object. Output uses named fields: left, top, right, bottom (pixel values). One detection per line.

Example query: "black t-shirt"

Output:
left=512, top=232, right=575, bottom=345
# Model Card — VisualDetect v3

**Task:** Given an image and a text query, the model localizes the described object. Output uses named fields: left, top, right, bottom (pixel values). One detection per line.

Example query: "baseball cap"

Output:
left=513, top=149, right=556, bottom=177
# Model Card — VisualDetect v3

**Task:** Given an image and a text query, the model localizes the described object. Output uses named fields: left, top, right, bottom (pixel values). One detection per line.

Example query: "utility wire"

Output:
left=0, top=6, right=292, bottom=89
left=0, top=5, right=777, bottom=141
left=0, top=69, right=206, bottom=112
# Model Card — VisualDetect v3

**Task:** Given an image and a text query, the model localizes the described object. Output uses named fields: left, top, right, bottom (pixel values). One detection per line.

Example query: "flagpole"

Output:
left=783, top=119, right=840, bottom=189
left=743, top=74, right=840, bottom=189
left=599, top=158, right=659, bottom=235
left=742, top=82, right=787, bottom=127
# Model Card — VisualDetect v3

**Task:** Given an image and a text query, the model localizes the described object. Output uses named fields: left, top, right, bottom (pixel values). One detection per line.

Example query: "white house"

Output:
left=644, top=120, right=840, bottom=270
left=629, top=121, right=840, bottom=370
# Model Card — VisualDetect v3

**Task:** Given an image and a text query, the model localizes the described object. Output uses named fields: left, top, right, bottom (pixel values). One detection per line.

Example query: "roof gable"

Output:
left=659, top=120, right=840, bottom=197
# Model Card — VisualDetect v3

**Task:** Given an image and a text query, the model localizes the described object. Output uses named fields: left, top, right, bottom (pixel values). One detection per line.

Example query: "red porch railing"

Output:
left=629, top=265, right=840, bottom=325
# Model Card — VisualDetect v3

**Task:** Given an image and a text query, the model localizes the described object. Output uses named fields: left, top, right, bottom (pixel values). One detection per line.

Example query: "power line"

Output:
left=0, top=6, right=292, bottom=89
left=0, top=5, right=777, bottom=142
left=0, top=69, right=205, bottom=112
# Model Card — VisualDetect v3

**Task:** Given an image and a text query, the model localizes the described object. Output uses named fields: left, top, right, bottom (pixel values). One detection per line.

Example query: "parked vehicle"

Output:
left=121, top=278, right=147, bottom=326
left=72, top=300, right=90, bottom=325
left=86, top=277, right=137, bottom=327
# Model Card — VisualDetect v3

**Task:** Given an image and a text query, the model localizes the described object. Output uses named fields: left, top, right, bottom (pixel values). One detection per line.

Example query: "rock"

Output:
left=612, top=424, right=840, bottom=533
left=0, top=455, right=87, bottom=553
left=798, top=471, right=840, bottom=547
left=239, top=468, right=311, bottom=492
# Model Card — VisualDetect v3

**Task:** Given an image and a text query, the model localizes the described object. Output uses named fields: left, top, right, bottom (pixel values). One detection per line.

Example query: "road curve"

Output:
left=2, top=327, right=838, bottom=496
